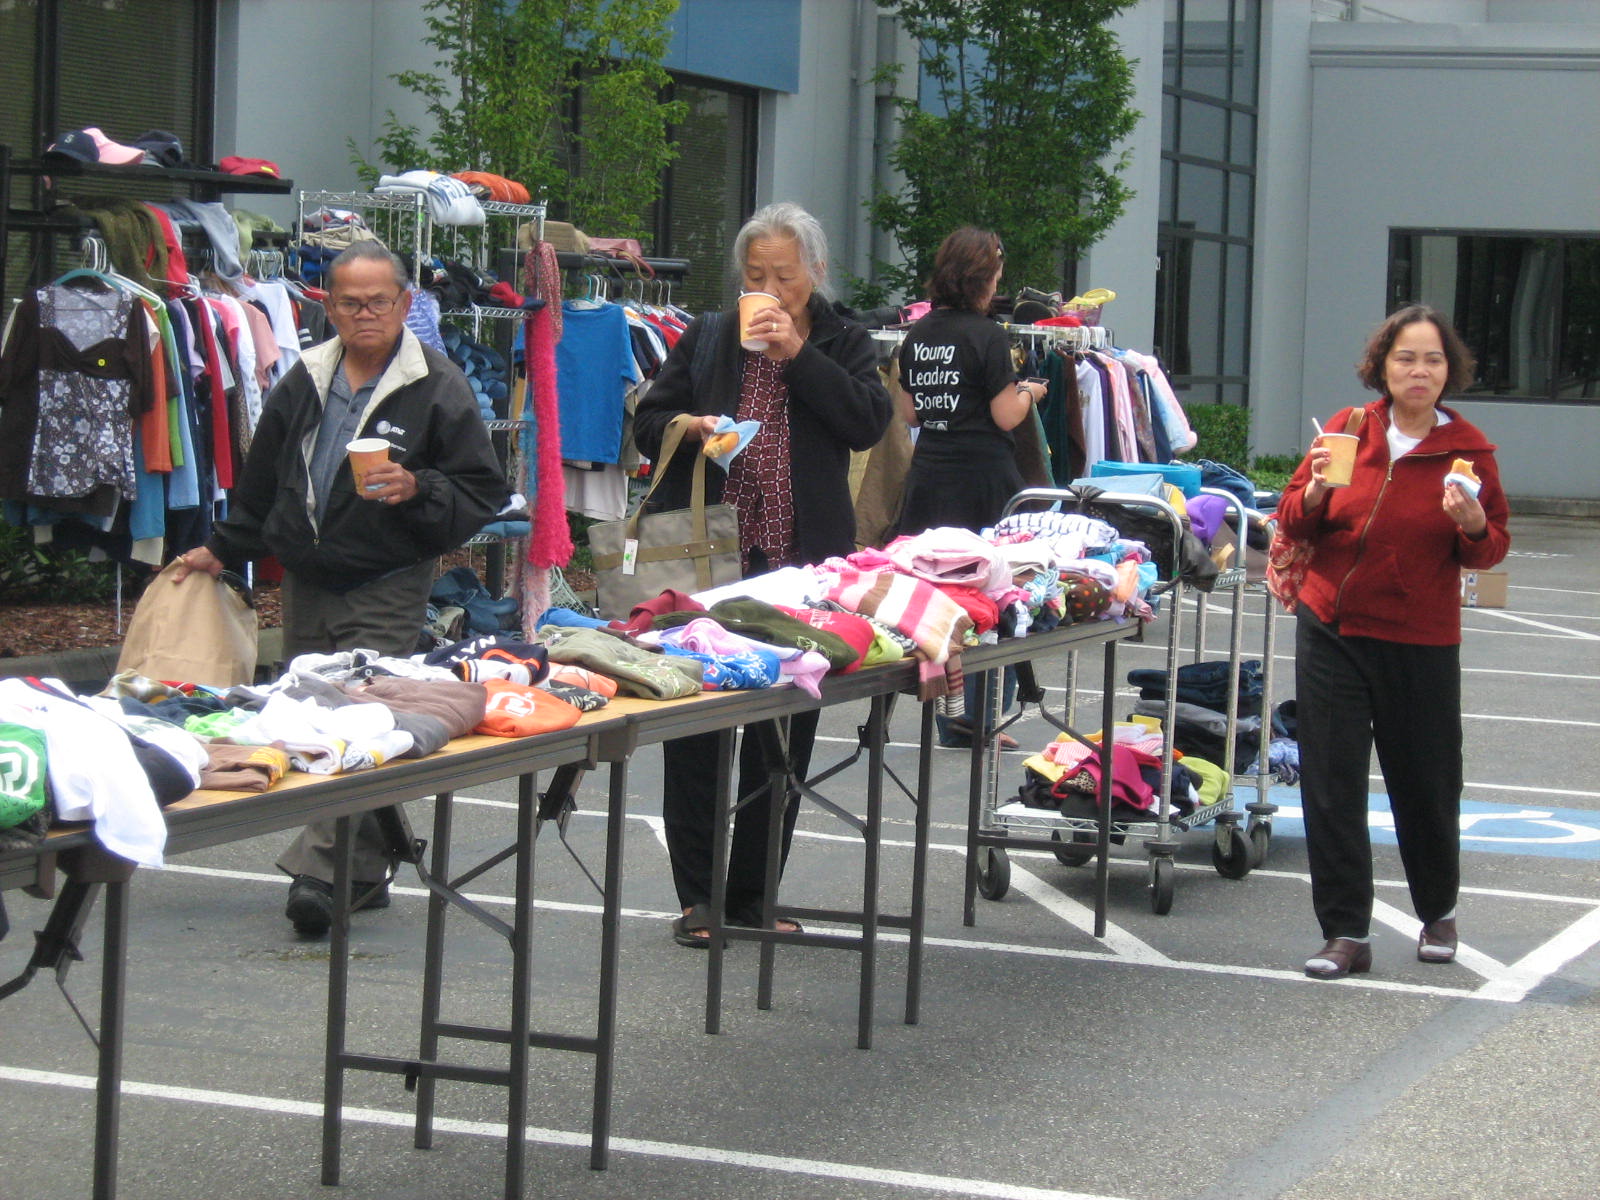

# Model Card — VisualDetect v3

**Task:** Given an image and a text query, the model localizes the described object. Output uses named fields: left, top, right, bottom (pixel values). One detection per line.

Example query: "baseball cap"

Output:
left=131, top=130, right=188, bottom=168
left=219, top=155, right=281, bottom=179
left=44, top=127, right=146, bottom=165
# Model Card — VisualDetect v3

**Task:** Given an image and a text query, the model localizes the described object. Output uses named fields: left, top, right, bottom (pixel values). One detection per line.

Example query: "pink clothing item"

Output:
left=656, top=618, right=830, bottom=697
left=1099, top=352, right=1139, bottom=468
left=883, top=526, right=1010, bottom=595
left=238, top=299, right=279, bottom=393
left=520, top=286, right=573, bottom=631
left=838, top=547, right=896, bottom=571
left=823, top=567, right=973, bottom=700
left=1070, top=742, right=1162, bottom=812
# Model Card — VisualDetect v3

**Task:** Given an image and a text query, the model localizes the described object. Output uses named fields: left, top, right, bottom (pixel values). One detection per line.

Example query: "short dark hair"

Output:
left=926, top=226, right=1003, bottom=312
left=328, top=240, right=410, bottom=291
left=1357, top=304, right=1477, bottom=396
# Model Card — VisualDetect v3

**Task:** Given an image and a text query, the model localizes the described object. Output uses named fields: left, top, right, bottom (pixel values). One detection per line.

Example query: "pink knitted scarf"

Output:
left=520, top=284, right=572, bottom=629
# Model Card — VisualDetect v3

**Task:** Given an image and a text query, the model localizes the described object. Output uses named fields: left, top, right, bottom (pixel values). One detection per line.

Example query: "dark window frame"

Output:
left=1157, top=0, right=1259, bottom=411
left=1388, top=226, right=1600, bottom=406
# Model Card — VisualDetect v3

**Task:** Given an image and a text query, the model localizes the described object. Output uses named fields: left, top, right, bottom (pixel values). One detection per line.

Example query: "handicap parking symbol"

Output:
left=1264, top=788, right=1600, bottom=860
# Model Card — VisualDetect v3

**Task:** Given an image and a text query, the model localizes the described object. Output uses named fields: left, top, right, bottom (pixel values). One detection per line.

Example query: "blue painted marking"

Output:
left=1253, top=786, right=1600, bottom=860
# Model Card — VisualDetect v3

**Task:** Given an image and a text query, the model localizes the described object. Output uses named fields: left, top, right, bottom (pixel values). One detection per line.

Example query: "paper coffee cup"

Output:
left=1318, top=432, right=1358, bottom=487
left=346, top=437, right=391, bottom=491
left=738, top=291, right=778, bottom=351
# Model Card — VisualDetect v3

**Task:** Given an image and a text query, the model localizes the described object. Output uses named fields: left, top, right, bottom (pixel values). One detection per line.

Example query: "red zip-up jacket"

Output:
left=1276, top=398, right=1510, bottom=645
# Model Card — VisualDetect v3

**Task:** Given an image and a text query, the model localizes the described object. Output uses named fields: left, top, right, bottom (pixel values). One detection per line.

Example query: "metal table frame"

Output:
left=1, top=616, right=1139, bottom=1199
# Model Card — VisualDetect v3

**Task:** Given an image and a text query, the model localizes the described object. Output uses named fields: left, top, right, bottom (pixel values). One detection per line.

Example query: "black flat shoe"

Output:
left=1418, top=917, right=1457, bottom=963
left=1304, top=937, right=1372, bottom=980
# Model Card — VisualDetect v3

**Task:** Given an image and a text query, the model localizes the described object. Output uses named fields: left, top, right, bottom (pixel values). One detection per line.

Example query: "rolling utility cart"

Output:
left=967, top=486, right=1278, bottom=920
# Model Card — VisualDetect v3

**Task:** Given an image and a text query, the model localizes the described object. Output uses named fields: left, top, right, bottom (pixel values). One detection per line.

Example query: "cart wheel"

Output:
left=1051, top=830, right=1096, bottom=868
left=1249, top=822, right=1272, bottom=868
left=1148, top=856, right=1174, bottom=915
left=976, top=846, right=1011, bottom=901
left=1212, top=825, right=1253, bottom=880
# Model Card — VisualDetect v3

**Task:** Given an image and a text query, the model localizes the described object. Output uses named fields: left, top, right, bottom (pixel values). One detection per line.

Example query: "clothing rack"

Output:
left=554, top=250, right=690, bottom=281
left=871, top=321, right=1115, bottom=351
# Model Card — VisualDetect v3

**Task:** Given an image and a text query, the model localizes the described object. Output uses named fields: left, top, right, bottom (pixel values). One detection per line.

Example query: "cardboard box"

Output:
left=1460, top=569, right=1508, bottom=608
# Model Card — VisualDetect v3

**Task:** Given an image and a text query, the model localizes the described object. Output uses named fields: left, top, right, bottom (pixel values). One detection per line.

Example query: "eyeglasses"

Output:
left=331, top=293, right=402, bottom=316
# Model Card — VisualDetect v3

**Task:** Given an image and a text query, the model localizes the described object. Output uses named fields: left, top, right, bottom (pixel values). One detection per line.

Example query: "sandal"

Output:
left=728, top=913, right=804, bottom=934
left=671, top=903, right=716, bottom=949
left=938, top=721, right=1019, bottom=751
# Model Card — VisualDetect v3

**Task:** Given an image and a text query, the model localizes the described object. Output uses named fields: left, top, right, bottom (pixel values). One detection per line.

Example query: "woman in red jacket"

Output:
left=1275, top=304, right=1510, bottom=980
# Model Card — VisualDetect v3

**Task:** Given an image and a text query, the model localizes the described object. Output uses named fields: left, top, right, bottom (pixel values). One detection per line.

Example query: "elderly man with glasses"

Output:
left=176, top=240, right=507, bottom=936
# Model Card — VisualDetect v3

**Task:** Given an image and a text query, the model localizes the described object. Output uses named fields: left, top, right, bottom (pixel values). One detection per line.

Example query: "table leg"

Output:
left=857, top=694, right=885, bottom=1050
left=91, top=878, right=127, bottom=1200
left=961, top=672, right=994, bottom=927
left=504, top=773, right=537, bottom=1198
left=590, top=757, right=629, bottom=1170
left=1094, top=638, right=1119, bottom=939
left=755, top=717, right=788, bottom=1012
left=320, top=814, right=354, bottom=1185
left=905, top=699, right=934, bottom=1025
left=704, top=726, right=735, bottom=1035
left=414, top=790, right=455, bottom=1150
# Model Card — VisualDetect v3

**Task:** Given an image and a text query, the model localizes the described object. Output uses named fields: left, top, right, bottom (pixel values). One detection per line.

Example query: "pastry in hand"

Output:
left=1443, top=457, right=1482, bottom=499
left=703, top=431, right=740, bottom=458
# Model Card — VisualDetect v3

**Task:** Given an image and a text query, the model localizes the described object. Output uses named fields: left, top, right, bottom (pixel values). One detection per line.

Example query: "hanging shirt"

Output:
left=555, top=301, right=639, bottom=464
left=0, top=281, right=153, bottom=504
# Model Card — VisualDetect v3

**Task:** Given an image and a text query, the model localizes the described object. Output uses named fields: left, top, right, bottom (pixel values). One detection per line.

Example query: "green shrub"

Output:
left=566, top=511, right=596, bottom=571
left=0, top=521, right=125, bottom=603
left=1179, top=403, right=1250, bottom=472
left=1178, top=405, right=1303, bottom=492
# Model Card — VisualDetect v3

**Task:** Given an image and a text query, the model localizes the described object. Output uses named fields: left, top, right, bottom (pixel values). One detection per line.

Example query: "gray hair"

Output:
left=732, top=201, right=832, bottom=298
left=329, top=240, right=410, bottom=290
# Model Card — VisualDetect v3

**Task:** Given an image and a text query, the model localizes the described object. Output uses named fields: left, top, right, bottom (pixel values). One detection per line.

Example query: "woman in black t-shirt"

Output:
left=895, top=227, right=1043, bottom=747
left=896, top=227, right=1042, bottom=534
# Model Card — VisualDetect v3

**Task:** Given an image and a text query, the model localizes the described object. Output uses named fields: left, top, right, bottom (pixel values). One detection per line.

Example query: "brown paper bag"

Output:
left=116, top=561, right=260, bottom=686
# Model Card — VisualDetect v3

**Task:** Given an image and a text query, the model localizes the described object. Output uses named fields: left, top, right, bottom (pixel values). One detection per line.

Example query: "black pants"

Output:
left=274, top=561, right=435, bottom=884
left=661, top=709, right=820, bottom=920
left=1295, top=607, right=1462, bottom=940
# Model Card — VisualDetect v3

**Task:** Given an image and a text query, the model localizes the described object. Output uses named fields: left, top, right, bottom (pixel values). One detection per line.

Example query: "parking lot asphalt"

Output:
left=2, top=513, right=1597, bottom=1200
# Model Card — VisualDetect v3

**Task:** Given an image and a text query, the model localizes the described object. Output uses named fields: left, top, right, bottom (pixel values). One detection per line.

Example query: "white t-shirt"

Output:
left=1388, top=408, right=1452, bottom=459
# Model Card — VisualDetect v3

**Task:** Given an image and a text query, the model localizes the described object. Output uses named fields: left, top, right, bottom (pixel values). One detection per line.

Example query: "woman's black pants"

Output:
left=661, top=709, right=820, bottom=920
left=1295, top=607, right=1462, bottom=941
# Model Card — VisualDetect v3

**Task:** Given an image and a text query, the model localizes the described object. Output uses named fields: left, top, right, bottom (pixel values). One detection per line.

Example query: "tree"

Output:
left=356, top=0, right=686, bottom=239
left=867, top=0, right=1139, bottom=303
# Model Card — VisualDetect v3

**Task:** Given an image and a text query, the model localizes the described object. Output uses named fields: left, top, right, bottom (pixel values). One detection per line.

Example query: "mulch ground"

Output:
left=0, top=585, right=284, bottom=660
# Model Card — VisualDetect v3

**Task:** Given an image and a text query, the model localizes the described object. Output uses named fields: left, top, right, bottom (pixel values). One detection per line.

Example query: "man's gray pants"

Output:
left=274, top=560, right=436, bottom=883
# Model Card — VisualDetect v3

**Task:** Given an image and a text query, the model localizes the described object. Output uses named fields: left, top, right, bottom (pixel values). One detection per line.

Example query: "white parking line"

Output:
left=1476, top=610, right=1600, bottom=639
left=156, top=822, right=1600, bottom=1006
left=0, top=1066, right=1127, bottom=1200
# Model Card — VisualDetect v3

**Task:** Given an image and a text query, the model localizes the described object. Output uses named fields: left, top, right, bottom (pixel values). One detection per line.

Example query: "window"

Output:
left=647, top=75, right=758, bottom=314
left=1, top=0, right=214, bottom=306
left=1388, top=230, right=1600, bottom=403
left=1155, top=0, right=1259, bottom=410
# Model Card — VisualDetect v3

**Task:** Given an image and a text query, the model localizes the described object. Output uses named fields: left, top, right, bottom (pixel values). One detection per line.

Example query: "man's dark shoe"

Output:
left=285, top=875, right=391, bottom=936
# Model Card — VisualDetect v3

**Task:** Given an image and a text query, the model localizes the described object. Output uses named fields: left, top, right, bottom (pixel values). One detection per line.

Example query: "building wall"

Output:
left=1298, top=18, right=1600, bottom=499
left=1249, top=0, right=1316, bottom=463
left=1079, top=2, right=1164, bottom=357
left=214, top=0, right=435, bottom=228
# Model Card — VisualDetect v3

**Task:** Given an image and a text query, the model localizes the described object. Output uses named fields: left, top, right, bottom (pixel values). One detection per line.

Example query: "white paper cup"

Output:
left=346, top=437, right=391, bottom=492
left=738, top=291, right=778, bottom=350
